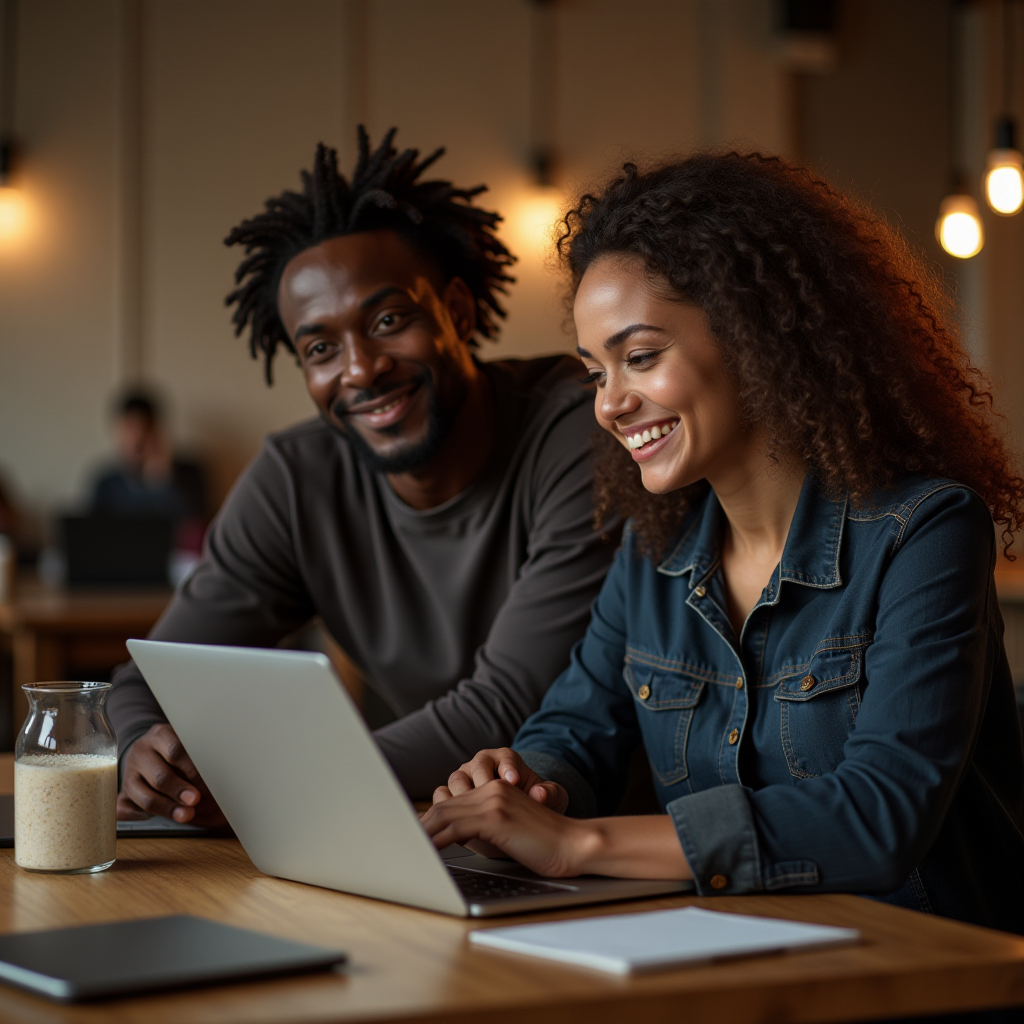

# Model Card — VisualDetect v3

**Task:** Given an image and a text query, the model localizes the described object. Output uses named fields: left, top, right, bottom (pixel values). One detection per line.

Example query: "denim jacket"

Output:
left=515, top=474, right=1024, bottom=934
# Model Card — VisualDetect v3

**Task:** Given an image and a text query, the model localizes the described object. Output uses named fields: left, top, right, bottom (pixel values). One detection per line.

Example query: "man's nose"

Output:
left=340, top=336, right=395, bottom=390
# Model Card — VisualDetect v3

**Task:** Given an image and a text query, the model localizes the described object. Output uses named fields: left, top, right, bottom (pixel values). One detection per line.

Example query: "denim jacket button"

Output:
left=800, top=675, right=816, bottom=691
left=694, top=585, right=706, bottom=598
left=728, top=728, right=739, bottom=745
left=710, top=874, right=728, bottom=889
left=638, top=684, right=651, bottom=700
left=735, top=677, right=744, bottom=689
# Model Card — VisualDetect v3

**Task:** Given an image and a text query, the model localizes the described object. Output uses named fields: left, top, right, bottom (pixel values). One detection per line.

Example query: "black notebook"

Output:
left=0, top=916, right=346, bottom=1001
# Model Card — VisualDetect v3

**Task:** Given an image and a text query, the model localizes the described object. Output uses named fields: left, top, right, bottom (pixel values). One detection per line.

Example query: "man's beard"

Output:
left=327, top=372, right=464, bottom=475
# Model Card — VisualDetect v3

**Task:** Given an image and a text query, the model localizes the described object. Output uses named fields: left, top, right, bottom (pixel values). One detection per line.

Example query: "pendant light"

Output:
left=0, top=0, right=28, bottom=245
left=936, top=189, right=985, bottom=259
left=510, top=0, right=561, bottom=257
left=984, top=0, right=1023, bottom=216
left=936, top=0, right=984, bottom=258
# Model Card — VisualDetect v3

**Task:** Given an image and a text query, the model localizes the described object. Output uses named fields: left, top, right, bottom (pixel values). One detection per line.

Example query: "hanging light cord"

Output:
left=1004, top=0, right=1015, bottom=117
left=947, top=0, right=961, bottom=190
left=0, top=0, right=17, bottom=182
left=0, top=0, right=16, bottom=141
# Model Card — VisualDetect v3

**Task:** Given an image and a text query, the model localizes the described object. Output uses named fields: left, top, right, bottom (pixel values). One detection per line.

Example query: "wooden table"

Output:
left=0, top=579, right=170, bottom=729
left=0, top=760, right=1020, bottom=1023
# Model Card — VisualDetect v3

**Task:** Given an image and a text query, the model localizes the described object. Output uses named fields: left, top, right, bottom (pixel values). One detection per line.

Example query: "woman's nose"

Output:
left=341, top=337, right=395, bottom=389
left=599, top=375, right=640, bottom=423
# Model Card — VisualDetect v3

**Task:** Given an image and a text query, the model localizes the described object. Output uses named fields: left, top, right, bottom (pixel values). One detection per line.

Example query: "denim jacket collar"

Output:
left=656, top=472, right=847, bottom=596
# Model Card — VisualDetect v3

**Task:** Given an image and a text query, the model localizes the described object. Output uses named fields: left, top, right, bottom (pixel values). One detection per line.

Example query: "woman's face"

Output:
left=574, top=256, right=751, bottom=495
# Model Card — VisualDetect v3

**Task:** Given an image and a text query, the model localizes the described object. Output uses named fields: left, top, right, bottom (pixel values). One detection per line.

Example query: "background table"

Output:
left=0, top=578, right=171, bottom=729
left=0, top=755, right=1021, bottom=1024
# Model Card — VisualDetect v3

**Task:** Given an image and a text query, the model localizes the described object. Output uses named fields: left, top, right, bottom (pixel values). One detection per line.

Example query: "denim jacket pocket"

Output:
left=774, top=643, right=866, bottom=779
left=623, top=654, right=706, bottom=786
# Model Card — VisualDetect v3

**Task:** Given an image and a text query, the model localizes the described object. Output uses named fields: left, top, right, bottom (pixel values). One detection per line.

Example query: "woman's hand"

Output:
left=430, top=748, right=568, bottom=859
left=423, top=778, right=695, bottom=881
left=422, top=779, right=593, bottom=877
left=433, top=747, right=569, bottom=814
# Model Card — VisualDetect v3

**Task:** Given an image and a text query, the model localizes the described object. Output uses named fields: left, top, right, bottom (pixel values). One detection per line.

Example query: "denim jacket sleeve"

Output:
left=514, top=532, right=643, bottom=817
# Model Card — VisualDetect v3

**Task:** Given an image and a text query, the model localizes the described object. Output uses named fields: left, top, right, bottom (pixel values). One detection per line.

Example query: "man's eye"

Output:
left=305, top=341, right=330, bottom=360
left=376, top=311, right=405, bottom=331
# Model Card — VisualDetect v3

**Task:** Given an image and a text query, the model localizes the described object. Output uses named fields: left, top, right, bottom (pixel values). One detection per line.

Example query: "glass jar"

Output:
left=14, top=682, right=117, bottom=873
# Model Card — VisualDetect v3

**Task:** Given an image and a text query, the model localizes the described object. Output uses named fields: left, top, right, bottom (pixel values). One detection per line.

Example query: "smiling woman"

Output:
left=421, top=153, right=1024, bottom=968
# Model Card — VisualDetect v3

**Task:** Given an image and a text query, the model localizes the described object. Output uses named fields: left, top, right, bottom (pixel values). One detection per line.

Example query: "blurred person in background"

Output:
left=89, top=390, right=209, bottom=536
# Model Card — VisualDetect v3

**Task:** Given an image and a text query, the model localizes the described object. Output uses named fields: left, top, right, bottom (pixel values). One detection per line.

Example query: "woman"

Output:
left=420, top=153, right=1024, bottom=938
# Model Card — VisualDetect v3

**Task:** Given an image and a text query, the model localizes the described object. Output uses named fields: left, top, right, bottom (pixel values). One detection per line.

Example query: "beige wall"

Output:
left=0, top=0, right=794, bottom=517
left=3, top=0, right=1013, bottom=524
left=977, top=0, right=1024, bottom=456
left=798, top=0, right=1024, bottom=458
left=0, top=0, right=122, bottom=513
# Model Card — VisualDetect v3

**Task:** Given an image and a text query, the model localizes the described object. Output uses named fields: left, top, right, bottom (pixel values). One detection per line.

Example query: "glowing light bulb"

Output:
left=0, top=186, right=29, bottom=243
left=935, top=194, right=984, bottom=259
left=984, top=148, right=1024, bottom=215
left=505, top=186, right=563, bottom=260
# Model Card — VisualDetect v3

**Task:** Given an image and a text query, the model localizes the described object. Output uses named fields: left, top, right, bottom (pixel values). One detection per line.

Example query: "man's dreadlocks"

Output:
left=224, top=127, right=516, bottom=384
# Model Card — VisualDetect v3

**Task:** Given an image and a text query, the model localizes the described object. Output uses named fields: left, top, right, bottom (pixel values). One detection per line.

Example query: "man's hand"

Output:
left=117, top=723, right=227, bottom=827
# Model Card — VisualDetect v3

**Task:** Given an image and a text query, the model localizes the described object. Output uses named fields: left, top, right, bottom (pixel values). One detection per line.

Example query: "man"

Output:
left=111, top=129, right=616, bottom=825
left=90, top=390, right=208, bottom=529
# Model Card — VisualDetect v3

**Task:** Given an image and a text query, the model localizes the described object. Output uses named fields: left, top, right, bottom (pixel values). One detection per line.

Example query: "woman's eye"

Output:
left=626, top=351, right=657, bottom=368
left=578, top=369, right=604, bottom=386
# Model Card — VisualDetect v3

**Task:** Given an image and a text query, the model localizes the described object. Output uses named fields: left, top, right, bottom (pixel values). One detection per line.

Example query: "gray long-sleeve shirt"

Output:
left=108, top=356, right=618, bottom=798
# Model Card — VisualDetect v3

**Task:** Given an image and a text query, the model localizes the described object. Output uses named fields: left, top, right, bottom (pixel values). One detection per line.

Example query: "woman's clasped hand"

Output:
left=422, top=748, right=691, bottom=881
left=423, top=748, right=576, bottom=874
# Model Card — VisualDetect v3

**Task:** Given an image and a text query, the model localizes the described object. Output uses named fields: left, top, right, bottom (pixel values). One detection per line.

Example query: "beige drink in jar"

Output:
left=14, top=681, right=118, bottom=874
left=15, top=754, right=117, bottom=872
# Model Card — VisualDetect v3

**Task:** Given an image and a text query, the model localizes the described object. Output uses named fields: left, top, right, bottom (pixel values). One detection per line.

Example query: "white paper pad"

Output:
left=469, top=906, right=860, bottom=975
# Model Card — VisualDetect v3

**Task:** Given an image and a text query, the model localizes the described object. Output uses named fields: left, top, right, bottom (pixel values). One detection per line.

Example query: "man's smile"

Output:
left=336, top=379, right=424, bottom=431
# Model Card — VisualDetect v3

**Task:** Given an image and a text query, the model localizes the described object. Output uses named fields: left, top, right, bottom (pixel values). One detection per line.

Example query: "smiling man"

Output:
left=108, top=130, right=617, bottom=825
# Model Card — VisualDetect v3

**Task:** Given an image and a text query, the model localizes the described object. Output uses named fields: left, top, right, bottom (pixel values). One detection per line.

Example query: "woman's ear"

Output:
left=443, top=277, right=477, bottom=344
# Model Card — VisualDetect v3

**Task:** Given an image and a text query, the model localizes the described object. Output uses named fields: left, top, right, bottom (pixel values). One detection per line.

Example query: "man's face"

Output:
left=277, top=230, right=477, bottom=475
left=114, top=412, right=155, bottom=472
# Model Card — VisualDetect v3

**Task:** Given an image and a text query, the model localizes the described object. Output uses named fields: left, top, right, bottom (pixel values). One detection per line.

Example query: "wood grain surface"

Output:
left=0, top=771, right=1021, bottom=1023
left=0, top=839, right=1020, bottom=1021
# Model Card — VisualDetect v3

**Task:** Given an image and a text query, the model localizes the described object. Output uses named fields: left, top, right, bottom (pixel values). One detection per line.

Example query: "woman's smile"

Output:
left=621, top=419, right=678, bottom=459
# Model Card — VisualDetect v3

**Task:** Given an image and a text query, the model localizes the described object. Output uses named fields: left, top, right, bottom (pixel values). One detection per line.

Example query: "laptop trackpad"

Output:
left=441, top=848, right=576, bottom=884
left=439, top=845, right=477, bottom=861
left=439, top=845, right=568, bottom=880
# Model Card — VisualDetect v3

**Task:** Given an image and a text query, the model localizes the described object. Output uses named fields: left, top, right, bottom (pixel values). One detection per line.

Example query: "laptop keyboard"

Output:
left=448, top=865, right=576, bottom=901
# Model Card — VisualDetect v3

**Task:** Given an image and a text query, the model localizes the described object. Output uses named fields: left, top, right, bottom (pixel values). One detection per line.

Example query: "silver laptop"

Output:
left=127, top=640, right=692, bottom=917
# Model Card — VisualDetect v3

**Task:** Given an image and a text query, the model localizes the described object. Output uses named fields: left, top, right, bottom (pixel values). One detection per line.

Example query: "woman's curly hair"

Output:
left=558, top=152, right=1024, bottom=558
